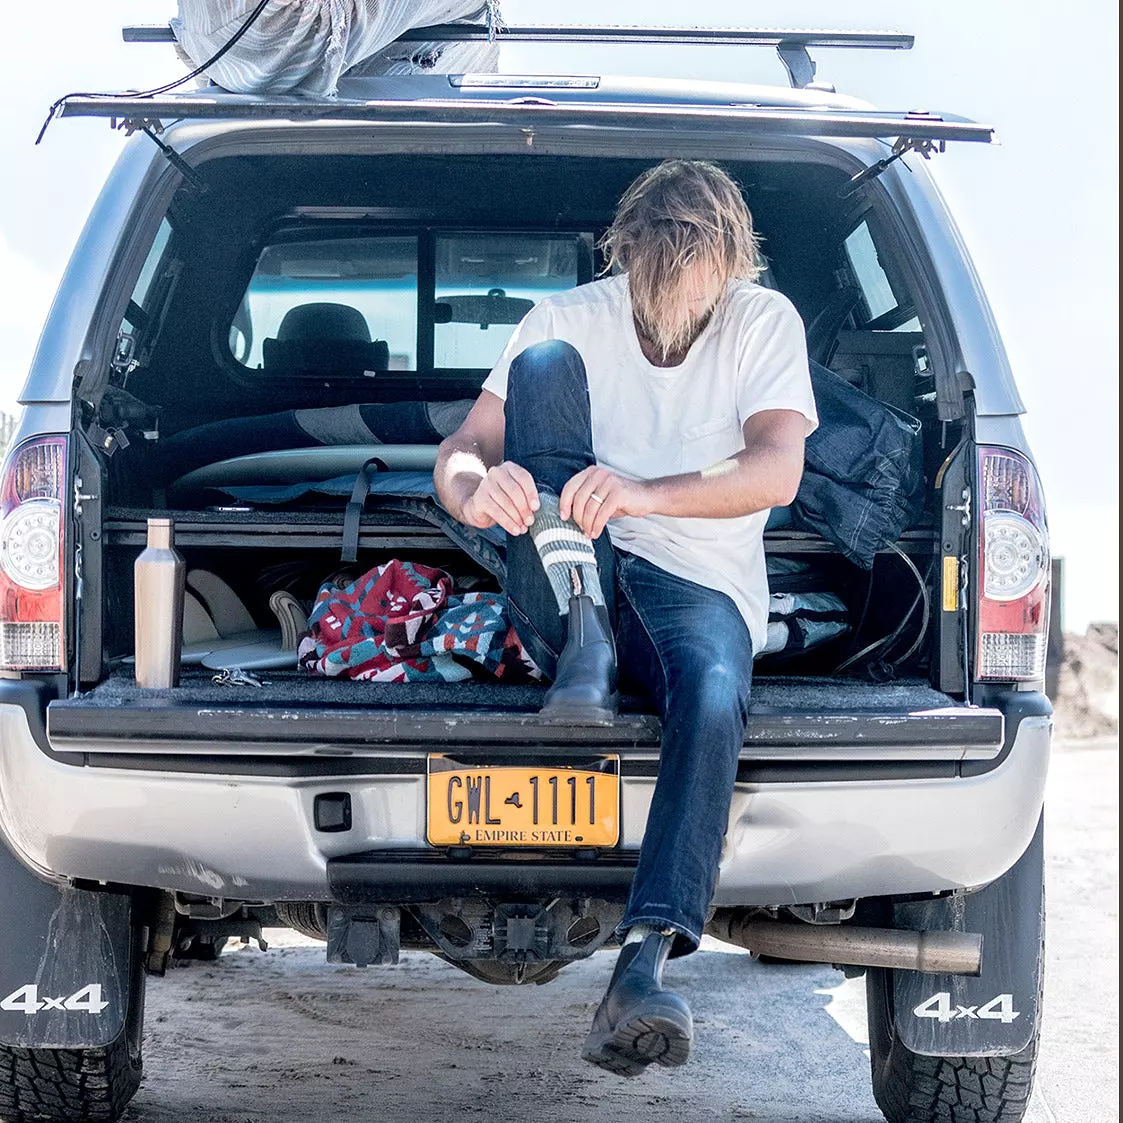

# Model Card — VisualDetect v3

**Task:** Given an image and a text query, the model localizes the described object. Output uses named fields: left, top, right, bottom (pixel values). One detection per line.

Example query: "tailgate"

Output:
left=46, top=676, right=1003, bottom=768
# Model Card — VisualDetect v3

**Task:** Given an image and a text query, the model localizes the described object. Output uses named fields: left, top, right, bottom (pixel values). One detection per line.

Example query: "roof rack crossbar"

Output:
left=122, top=23, right=913, bottom=90
left=392, top=26, right=914, bottom=49
left=122, top=24, right=913, bottom=48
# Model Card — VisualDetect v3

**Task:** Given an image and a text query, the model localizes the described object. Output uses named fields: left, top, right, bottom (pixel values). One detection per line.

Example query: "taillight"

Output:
left=0, top=436, right=67, bottom=671
left=976, top=446, right=1049, bottom=681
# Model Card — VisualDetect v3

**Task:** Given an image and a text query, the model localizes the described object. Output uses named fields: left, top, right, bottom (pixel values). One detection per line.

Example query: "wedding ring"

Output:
left=589, top=492, right=605, bottom=504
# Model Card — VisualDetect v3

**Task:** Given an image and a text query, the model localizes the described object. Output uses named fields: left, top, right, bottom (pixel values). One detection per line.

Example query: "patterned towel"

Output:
left=297, top=559, right=540, bottom=683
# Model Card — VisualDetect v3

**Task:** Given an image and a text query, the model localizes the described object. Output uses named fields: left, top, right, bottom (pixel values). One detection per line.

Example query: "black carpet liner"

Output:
left=75, top=667, right=954, bottom=715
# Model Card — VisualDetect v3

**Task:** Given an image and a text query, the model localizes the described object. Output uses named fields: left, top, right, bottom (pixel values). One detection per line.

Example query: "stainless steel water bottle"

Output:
left=134, top=518, right=185, bottom=688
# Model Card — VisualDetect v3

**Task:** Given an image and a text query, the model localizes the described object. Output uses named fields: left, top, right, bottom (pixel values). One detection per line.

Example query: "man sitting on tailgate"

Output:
left=434, top=159, right=817, bottom=1076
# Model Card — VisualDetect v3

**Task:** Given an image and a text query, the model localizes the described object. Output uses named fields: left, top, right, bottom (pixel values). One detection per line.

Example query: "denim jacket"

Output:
left=789, top=361, right=926, bottom=569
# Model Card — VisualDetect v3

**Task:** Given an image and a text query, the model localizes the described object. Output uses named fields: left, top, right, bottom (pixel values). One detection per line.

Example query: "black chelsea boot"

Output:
left=540, top=593, right=618, bottom=723
left=581, top=929, right=694, bottom=1076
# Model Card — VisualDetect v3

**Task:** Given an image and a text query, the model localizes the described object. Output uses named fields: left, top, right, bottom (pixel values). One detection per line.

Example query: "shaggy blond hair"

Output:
left=601, top=160, right=763, bottom=358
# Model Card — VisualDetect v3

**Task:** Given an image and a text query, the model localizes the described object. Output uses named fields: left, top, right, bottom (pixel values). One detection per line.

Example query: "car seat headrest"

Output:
left=263, top=302, right=389, bottom=375
left=277, top=302, right=372, bottom=343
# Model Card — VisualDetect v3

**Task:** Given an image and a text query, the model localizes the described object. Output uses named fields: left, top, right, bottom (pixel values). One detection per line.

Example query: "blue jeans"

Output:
left=501, top=340, right=754, bottom=952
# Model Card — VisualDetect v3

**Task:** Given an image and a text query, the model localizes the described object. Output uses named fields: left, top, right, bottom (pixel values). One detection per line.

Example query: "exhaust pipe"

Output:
left=706, top=910, right=982, bottom=976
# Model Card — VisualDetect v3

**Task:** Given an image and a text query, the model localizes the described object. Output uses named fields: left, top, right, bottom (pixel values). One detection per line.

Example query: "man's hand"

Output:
left=461, top=461, right=540, bottom=536
left=560, top=466, right=654, bottom=538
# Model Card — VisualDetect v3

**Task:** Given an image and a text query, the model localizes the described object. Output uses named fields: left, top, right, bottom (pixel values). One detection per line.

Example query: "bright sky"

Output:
left=0, top=1, right=1116, bottom=632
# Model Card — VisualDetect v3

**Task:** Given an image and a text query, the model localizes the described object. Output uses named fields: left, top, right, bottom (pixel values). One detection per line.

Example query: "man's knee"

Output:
left=507, top=339, right=585, bottom=393
left=666, top=628, right=752, bottom=719
left=688, top=659, right=751, bottom=715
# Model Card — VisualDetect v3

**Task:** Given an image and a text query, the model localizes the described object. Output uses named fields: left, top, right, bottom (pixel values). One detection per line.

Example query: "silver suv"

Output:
left=0, top=25, right=1051, bottom=1123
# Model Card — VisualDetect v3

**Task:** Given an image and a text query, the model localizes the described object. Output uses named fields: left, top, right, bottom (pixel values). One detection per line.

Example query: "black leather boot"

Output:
left=581, top=930, right=693, bottom=1076
left=540, top=594, right=618, bottom=723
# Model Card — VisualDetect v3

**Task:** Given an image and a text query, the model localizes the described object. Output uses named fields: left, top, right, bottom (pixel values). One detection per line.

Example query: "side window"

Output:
left=842, top=220, right=920, bottom=332
left=131, top=219, right=173, bottom=312
left=122, top=218, right=173, bottom=330
left=433, top=234, right=584, bottom=369
left=233, top=236, right=419, bottom=371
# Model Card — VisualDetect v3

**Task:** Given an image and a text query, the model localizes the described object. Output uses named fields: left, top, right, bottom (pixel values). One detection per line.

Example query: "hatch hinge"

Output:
left=109, top=326, right=138, bottom=379
left=839, top=133, right=947, bottom=198
left=85, top=384, right=163, bottom=458
left=121, top=120, right=208, bottom=194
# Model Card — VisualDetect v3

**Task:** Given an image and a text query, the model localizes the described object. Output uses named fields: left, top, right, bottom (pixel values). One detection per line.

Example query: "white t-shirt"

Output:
left=481, top=274, right=818, bottom=653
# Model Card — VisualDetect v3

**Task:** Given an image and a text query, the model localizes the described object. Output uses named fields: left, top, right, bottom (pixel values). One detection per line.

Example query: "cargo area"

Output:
left=77, top=148, right=966, bottom=702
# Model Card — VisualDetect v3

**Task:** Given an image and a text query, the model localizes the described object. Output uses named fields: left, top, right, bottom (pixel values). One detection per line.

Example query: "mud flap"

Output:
left=0, top=840, right=136, bottom=1048
left=891, top=814, right=1044, bottom=1056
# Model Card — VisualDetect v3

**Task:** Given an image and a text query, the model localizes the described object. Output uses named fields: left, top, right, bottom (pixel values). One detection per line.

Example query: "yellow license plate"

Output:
left=426, top=756, right=620, bottom=847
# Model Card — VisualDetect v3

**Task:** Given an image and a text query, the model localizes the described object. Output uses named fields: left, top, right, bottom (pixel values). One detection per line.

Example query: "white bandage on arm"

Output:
left=445, top=447, right=488, bottom=480
left=700, top=457, right=739, bottom=479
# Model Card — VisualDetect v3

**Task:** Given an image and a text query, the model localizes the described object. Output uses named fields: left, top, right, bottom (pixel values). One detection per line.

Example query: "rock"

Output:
left=1052, top=623, right=1119, bottom=739
left=1085, top=621, right=1118, bottom=655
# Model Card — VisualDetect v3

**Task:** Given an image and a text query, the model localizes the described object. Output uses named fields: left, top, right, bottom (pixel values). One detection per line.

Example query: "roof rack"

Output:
left=121, top=24, right=914, bottom=90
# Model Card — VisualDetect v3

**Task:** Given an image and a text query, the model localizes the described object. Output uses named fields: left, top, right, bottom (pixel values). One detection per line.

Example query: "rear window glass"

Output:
left=233, top=236, right=418, bottom=371
left=434, top=234, right=580, bottom=368
left=230, top=230, right=590, bottom=375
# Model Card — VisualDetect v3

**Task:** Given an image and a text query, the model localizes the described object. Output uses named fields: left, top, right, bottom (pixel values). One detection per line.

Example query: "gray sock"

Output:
left=529, top=490, right=606, bottom=615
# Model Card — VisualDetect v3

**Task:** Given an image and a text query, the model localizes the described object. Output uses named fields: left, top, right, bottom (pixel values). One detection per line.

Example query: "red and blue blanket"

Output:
left=298, top=559, right=540, bottom=683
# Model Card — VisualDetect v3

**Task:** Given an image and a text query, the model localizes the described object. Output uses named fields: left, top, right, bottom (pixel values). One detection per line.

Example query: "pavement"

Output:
left=121, top=738, right=1118, bottom=1123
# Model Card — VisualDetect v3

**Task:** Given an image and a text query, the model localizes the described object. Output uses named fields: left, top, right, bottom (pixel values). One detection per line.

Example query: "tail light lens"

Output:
left=976, top=446, right=1049, bottom=681
left=0, top=436, right=67, bottom=671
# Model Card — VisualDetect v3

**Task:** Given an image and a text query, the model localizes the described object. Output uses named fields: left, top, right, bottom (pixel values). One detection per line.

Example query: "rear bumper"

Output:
left=0, top=685, right=1049, bottom=906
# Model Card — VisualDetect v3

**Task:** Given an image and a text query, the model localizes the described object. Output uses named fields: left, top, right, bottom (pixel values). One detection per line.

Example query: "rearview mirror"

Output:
left=434, top=289, right=534, bottom=329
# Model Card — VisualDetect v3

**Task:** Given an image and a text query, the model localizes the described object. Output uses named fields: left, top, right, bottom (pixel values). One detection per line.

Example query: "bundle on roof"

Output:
left=171, top=0, right=502, bottom=97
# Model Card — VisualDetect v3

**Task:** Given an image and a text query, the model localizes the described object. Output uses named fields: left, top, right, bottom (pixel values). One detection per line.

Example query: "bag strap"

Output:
left=341, top=456, right=387, bottom=562
left=338, top=460, right=507, bottom=580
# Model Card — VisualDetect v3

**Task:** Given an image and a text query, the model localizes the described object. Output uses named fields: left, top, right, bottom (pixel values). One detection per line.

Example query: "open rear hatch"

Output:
left=54, top=86, right=992, bottom=143
left=49, top=24, right=993, bottom=145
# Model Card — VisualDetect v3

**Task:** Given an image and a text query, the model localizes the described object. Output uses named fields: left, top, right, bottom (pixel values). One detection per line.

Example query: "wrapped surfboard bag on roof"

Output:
left=170, top=0, right=503, bottom=97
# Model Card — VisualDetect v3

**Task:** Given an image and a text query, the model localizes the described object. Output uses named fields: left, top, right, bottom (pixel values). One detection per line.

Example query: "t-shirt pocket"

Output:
left=679, top=415, right=742, bottom=472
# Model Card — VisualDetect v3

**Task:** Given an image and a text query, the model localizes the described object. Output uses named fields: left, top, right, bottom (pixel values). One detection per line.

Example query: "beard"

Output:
left=632, top=302, right=715, bottom=362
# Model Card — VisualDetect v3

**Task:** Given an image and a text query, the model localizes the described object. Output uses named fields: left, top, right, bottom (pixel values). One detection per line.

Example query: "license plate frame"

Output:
left=426, top=755, right=621, bottom=848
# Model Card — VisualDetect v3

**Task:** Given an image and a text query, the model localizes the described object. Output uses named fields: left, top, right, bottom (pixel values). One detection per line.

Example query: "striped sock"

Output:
left=529, top=490, right=606, bottom=615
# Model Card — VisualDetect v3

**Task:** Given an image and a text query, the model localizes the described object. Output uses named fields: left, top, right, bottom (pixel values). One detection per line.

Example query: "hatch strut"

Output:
left=838, top=135, right=946, bottom=198
left=131, top=122, right=208, bottom=194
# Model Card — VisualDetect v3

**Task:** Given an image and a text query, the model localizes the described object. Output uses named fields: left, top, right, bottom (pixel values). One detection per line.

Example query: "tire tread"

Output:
left=869, top=979, right=1039, bottom=1123
left=0, top=1038, right=140, bottom=1122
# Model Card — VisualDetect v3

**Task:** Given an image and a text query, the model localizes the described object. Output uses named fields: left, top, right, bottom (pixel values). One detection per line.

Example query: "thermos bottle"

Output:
left=134, top=518, right=185, bottom=688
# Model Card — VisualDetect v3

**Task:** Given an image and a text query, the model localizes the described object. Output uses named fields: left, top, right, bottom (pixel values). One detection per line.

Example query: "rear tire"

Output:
left=866, top=965, right=1039, bottom=1123
left=0, top=945, right=145, bottom=1123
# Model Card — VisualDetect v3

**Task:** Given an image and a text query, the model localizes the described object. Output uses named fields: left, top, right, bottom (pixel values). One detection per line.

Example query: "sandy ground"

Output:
left=121, top=738, right=1118, bottom=1123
